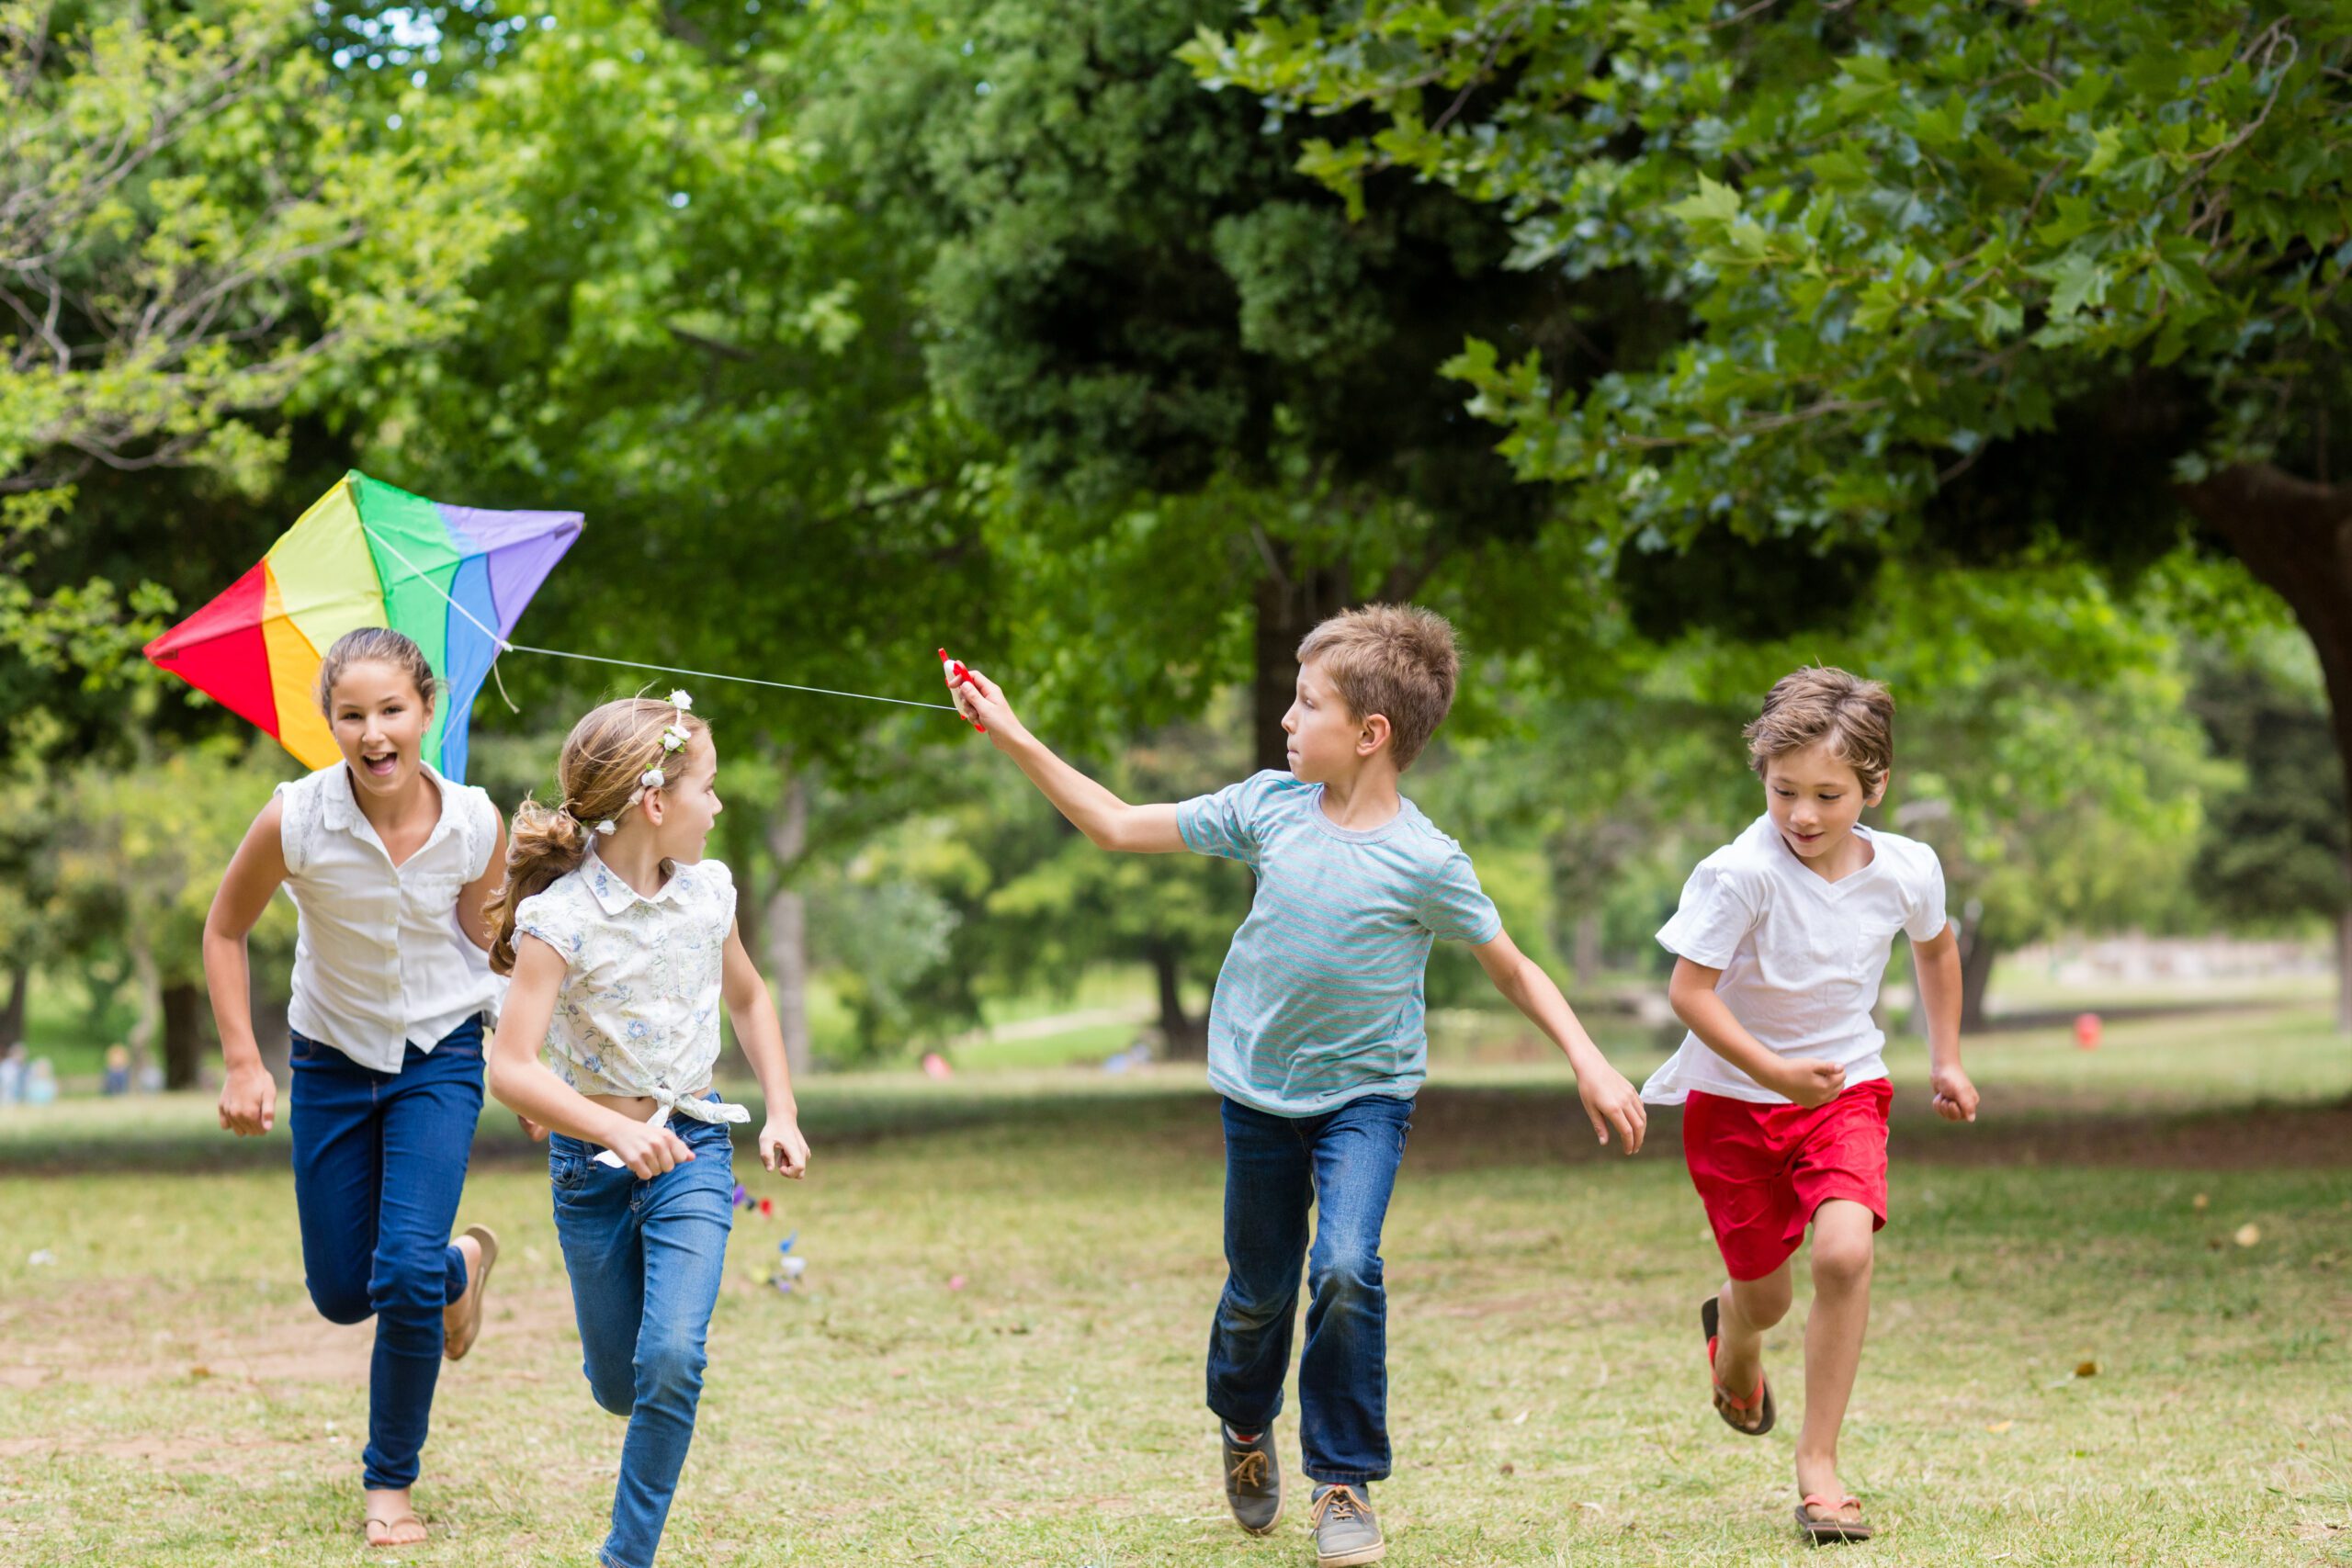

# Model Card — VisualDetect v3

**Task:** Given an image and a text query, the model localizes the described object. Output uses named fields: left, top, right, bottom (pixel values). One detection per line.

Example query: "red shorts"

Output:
left=1682, top=1078, right=1892, bottom=1281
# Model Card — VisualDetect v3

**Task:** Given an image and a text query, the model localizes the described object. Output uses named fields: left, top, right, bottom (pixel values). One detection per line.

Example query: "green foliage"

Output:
left=2191, top=640, right=2346, bottom=923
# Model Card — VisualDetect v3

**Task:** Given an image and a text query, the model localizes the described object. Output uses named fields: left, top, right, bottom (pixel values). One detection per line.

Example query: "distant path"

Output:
left=950, top=1002, right=1154, bottom=1050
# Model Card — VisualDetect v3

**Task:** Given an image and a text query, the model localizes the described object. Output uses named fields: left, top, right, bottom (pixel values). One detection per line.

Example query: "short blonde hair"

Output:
left=1745, top=667, right=1894, bottom=793
left=1295, top=604, right=1459, bottom=771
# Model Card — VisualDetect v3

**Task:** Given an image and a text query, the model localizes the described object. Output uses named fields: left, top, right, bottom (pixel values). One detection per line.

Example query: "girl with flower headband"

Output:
left=483, top=691, right=808, bottom=1568
left=201, top=626, right=506, bottom=1549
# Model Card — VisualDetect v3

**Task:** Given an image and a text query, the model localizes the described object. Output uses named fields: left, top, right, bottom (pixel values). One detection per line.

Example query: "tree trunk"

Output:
left=1571, top=913, right=1603, bottom=988
left=160, top=980, right=209, bottom=1090
left=763, top=770, right=815, bottom=1077
left=1957, top=919, right=1998, bottom=1034
left=0, top=960, right=26, bottom=1046
left=1252, top=560, right=1362, bottom=775
left=127, top=941, right=162, bottom=1082
left=1149, top=942, right=1208, bottom=1060
left=2338, top=905, right=2352, bottom=1039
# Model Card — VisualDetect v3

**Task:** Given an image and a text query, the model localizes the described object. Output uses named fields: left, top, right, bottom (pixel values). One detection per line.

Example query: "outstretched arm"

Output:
left=947, top=663, right=1185, bottom=853
left=1472, top=928, right=1646, bottom=1155
left=720, top=922, right=809, bottom=1177
left=204, top=798, right=291, bottom=1136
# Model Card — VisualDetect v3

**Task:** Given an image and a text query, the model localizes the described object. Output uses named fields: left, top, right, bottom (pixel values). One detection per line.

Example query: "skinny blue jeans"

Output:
left=288, top=1017, right=484, bottom=1491
left=548, top=1105, right=736, bottom=1568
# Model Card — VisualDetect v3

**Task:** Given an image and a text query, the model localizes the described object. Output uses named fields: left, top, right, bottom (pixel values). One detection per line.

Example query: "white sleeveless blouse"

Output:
left=277, top=762, right=503, bottom=1071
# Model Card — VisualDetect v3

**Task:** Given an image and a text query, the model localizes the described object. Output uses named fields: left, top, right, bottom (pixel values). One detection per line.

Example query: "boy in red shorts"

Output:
left=1645, top=668, right=1979, bottom=1544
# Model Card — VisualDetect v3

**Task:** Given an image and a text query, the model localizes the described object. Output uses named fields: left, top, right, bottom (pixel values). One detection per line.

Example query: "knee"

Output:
left=1810, top=1235, right=1874, bottom=1293
left=587, top=1368, right=636, bottom=1418
left=370, top=1246, right=452, bottom=1319
left=1309, top=1243, right=1383, bottom=1307
left=309, top=1280, right=372, bottom=1325
left=1729, top=1275, right=1792, bottom=1327
left=635, top=1334, right=707, bottom=1403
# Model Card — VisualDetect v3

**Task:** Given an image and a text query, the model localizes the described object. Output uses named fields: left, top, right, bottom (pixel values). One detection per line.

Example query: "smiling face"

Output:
left=647, top=730, right=723, bottom=863
left=1281, top=657, right=1385, bottom=783
left=1762, top=739, right=1884, bottom=865
left=327, top=660, right=435, bottom=800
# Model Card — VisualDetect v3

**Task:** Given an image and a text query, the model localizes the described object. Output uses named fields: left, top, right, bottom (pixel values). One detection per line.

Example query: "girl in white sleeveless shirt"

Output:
left=483, top=694, right=808, bottom=1568
left=202, top=628, right=507, bottom=1549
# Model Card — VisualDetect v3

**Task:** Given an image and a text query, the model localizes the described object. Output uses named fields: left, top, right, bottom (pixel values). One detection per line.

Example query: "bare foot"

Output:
left=1710, top=1288, right=1769, bottom=1432
left=1793, top=1452, right=1862, bottom=1526
left=363, top=1486, right=426, bottom=1546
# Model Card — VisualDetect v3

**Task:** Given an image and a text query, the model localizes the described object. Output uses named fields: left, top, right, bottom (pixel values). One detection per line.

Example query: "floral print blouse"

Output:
left=513, top=849, right=749, bottom=1130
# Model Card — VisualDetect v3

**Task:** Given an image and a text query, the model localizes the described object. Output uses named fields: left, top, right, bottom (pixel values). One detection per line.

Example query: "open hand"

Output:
left=760, top=1117, right=810, bottom=1179
left=1577, top=1063, right=1647, bottom=1156
left=1774, top=1057, right=1847, bottom=1109
left=1930, top=1062, right=1979, bottom=1122
left=218, top=1063, right=276, bottom=1137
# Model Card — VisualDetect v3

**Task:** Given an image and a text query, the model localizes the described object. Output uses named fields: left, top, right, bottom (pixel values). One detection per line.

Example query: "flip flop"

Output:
left=443, top=1224, right=499, bottom=1362
left=1795, top=1493, right=1871, bottom=1544
left=363, top=1512, right=426, bottom=1547
left=1701, top=1295, right=1775, bottom=1436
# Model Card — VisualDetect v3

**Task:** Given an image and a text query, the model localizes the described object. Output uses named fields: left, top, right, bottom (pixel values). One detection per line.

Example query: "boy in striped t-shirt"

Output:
left=949, top=604, right=1645, bottom=1568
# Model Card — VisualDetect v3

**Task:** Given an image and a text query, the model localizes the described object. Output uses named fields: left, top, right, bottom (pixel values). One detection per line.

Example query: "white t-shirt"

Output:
left=278, top=762, right=503, bottom=1071
left=1641, top=815, right=1949, bottom=1107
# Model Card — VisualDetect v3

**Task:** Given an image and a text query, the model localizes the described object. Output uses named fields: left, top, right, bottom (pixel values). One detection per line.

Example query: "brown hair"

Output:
left=1744, top=667, right=1894, bottom=794
left=1295, top=604, right=1460, bottom=771
left=484, top=696, right=712, bottom=974
left=316, top=627, right=437, bottom=714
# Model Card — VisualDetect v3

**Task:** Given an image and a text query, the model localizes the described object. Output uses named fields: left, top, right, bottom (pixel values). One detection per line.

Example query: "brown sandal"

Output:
left=443, top=1224, right=499, bottom=1361
left=1702, top=1296, right=1776, bottom=1436
left=363, top=1512, right=427, bottom=1546
left=1795, top=1493, right=1871, bottom=1543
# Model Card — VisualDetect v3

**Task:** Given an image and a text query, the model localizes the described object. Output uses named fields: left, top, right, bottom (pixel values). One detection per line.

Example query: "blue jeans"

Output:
left=1206, top=1092, right=1413, bottom=1486
left=288, top=1017, right=485, bottom=1491
left=548, top=1107, right=736, bottom=1568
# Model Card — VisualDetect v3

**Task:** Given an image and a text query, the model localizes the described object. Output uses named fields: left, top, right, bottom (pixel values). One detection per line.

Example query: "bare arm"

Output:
left=946, top=664, right=1186, bottom=853
left=456, top=809, right=508, bottom=952
left=720, top=921, right=808, bottom=1177
left=1668, top=956, right=1845, bottom=1108
left=1472, top=927, right=1646, bottom=1154
left=484, top=937, right=695, bottom=1179
left=1910, top=924, right=1977, bottom=1121
left=203, top=798, right=289, bottom=1136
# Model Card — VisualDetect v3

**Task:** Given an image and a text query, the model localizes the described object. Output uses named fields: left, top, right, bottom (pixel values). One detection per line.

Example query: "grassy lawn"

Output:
left=0, top=1011, right=2346, bottom=1566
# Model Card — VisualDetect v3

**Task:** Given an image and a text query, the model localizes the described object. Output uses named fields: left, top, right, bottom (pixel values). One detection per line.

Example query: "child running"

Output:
left=1645, top=667, right=1979, bottom=1543
left=948, top=605, right=1645, bottom=1568
left=483, top=692, right=808, bottom=1568
left=202, top=627, right=508, bottom=1548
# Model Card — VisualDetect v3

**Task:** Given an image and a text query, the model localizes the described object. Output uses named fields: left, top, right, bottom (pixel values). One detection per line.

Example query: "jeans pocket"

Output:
left=548, top=1136, right=589, bottom=1191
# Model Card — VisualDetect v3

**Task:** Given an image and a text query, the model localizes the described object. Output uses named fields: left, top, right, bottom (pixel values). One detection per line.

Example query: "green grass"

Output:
left=0, top=1014, right=2347, bottom=1565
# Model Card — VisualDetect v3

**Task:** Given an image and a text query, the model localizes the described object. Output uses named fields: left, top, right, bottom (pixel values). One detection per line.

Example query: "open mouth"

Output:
left=361, top=750, right=399, bottom=778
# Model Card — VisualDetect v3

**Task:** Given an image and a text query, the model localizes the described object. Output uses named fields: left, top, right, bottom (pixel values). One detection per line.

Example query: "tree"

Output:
left=3, top=0, right=510, bottom=741
left=821, top=0, right=1661, bottom=773
left=1193, top=1, right=2352, bottom=866
left=2190, top=641, right=2348, bottom=1032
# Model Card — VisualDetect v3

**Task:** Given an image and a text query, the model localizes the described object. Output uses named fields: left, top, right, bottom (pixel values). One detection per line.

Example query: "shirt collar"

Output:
left=581, top=846, right=694, bottom=915
left=323, top=760, right=463, bottom=849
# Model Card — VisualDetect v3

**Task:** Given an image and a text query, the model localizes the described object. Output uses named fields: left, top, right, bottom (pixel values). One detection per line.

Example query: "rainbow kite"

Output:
left=145, top=470, right=582, bottom=784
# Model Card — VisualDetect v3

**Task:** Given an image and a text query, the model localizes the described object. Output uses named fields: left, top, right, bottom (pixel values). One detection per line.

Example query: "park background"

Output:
left=2, top=0, right=2347, bottom=1562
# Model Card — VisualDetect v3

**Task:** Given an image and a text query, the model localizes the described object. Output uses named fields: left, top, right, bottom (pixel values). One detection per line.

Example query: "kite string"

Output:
left=358, top=524, right=965, bottom=716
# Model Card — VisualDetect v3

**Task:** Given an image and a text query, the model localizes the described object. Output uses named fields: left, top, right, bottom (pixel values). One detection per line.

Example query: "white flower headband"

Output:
left=561, top=690, right=695, bottom=837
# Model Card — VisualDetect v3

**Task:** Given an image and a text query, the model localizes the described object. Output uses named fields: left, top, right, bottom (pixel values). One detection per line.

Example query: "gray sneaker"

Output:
left=1310, top=1483, right=1385, bottom=1566
left=1219, top=1424, right=1282, bottom=1535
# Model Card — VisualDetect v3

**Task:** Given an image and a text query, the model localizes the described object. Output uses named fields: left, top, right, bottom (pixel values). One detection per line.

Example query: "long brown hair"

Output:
left=484, top=697, right=711, bottom=974
left=317, top=627, right=438, bottom=714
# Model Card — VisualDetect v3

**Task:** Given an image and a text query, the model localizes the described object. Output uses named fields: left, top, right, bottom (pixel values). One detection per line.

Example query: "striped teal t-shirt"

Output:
left=1179, top=770, right=1502, bottom=1117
